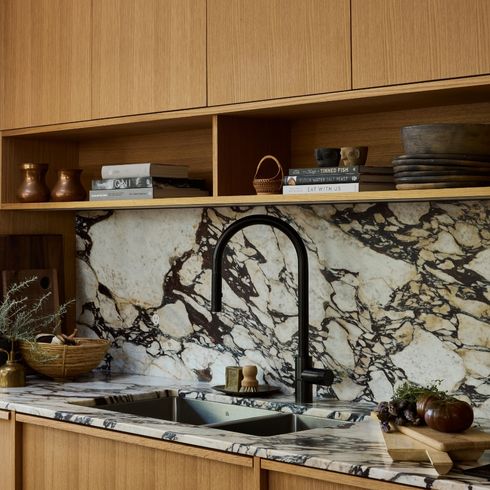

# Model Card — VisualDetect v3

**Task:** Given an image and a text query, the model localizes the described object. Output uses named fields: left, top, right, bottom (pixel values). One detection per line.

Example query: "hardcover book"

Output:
left=282, top=183, right=359, bottom=194
left=100, top=163, right=189, bottom=179
left=91, top=177, right=205, bottom=190
left=284, top=174, right=359, bottom=185
left=89, top=187, right=208, bottom=201
left=288, top=166, right=359, bottom=176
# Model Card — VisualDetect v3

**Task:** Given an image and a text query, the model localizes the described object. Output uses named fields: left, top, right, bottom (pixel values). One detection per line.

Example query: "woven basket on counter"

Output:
left=252, top=155, right=284, bottom=195
left=19, top=338, right=110, bottom=380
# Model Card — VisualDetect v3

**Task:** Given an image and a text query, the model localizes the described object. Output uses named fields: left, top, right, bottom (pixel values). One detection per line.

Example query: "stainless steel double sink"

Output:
left=90, top=396, right=335, bottom=436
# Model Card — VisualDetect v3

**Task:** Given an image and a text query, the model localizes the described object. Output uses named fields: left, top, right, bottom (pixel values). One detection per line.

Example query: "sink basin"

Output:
left=87, top=396, right=335, bottom=436
left=93, top=396, right=279, bottom=426
left=214, top=412, right=334, bottom=436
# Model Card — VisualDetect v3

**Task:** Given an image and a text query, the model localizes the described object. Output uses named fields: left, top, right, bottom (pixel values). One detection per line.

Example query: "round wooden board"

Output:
left=395, top=174, right=490, bottom=184
left=393, top=164, right=490, bottom=173
left=395, top=153, right=490, bottom=162
left=396, top=181, right=490, bottom=190
left=393, top=158, right=490, bottom=168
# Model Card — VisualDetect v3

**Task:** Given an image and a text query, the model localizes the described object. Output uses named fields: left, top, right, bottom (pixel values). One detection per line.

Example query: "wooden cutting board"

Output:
left=396, top=425, right=490, bottom=452
left=381, top=430, right=454, bottom=475
left=1, top=269, right=59, bottom=322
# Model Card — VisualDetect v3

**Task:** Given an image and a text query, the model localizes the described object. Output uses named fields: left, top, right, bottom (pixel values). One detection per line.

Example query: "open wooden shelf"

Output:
left=3, top=187, right=490, bottom=211
left=2, top=74, right=489, bottom=212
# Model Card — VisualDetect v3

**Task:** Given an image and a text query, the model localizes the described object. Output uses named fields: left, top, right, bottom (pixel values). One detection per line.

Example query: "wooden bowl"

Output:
left=401, top=124, right=490, bottom=156
left=19, top=338, right=110, bottom=380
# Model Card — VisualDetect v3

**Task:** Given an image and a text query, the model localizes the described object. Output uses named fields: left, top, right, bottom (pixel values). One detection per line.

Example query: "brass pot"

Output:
left=16, top=163, right=50, bottom=203
left=0, top=349, right=25, bottom=388
left=51, top=168, right=86, bottom=202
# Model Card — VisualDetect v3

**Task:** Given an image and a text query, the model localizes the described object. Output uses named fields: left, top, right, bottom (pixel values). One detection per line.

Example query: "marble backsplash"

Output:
left=76, top=202, right=490, bottom=417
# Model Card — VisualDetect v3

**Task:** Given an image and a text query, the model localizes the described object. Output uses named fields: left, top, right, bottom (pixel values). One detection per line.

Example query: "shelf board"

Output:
left=3, top=187, right=490, bottom=211
left=2, top=74, right=490, bottom=139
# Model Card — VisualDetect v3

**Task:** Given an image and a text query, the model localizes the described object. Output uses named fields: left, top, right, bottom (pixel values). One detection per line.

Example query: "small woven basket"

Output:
left=252, top=155, right=284, bottom=195
left=19, top=338, right=110, bottom=380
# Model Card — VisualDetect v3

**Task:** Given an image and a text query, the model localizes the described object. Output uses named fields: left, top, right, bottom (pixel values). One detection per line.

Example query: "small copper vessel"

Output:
left=0, top=349, right=25, bottom=388
left=16, top=163, right=50, bottom=202
left=51, top=168, right=86, bottom=202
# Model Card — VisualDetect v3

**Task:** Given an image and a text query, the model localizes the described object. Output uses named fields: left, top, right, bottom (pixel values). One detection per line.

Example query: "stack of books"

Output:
left=89, top=163, right=209, bottom=201
left=282, top=166, right=395, bottom=194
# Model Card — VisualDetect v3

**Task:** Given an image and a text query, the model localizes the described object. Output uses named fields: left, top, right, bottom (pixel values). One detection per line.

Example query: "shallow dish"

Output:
left=401, top=124, right=490, bottom=156
left=213, top=384, right=281, bottom=397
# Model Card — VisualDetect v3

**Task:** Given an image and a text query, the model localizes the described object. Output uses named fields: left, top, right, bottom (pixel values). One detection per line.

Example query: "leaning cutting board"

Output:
left=396, top=424, right=490, bottom=452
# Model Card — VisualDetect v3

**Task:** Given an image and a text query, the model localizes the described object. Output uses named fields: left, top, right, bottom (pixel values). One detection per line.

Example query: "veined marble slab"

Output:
left=76, top=202, right=490, bottom=418
left=0, top=374, right=489, bottom=490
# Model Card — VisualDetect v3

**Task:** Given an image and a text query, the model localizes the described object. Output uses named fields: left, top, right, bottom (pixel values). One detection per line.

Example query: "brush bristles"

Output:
left=239, top=385, right=258, bottom=392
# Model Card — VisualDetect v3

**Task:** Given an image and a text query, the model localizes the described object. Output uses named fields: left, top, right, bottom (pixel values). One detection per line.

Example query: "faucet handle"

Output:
left=301, top=368, right=334, bottom=386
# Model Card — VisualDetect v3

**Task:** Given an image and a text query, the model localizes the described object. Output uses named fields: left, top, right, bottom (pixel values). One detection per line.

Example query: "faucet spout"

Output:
left=211, top=214, right=334, bottom=404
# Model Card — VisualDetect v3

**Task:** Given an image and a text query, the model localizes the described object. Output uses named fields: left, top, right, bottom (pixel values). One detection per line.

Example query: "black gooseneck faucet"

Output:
left=211, top=214, right=334, bottom=404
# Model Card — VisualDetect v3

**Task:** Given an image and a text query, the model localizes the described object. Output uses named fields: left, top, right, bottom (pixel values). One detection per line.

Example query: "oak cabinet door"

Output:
left=208, top=0, right=351, bottom=105
left=92, top=0, right=207, bottom=119
left=21, top=421, right=255, bottom=490
left=0, top=413, right=18, bottom=490
left=352, top=0, right=490, bottom=89
left=0, top=0, right=92, bottom=129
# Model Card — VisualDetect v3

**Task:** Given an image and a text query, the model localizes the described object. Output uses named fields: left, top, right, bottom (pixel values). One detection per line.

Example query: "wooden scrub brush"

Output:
left=240, top=365, right=258, bottom=393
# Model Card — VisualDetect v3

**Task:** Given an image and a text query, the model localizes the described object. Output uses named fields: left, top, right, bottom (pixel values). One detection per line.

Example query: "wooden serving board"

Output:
left=381, top=430, right=454, bottom=475
left=392, top=158, right=490, bottom=168
left=395, top=174, right=490, bottom=183
left=393, top=165, right=490, bottom=174
left=395, top=153, right=490, bottom=162
left=396, top=181, right=489, bottom=190
left=396, top=425, right=490, bottom=452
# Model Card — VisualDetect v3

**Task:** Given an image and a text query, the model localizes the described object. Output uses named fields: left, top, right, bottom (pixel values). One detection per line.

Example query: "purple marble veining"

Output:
left=76, top=202, right=490, bottom=417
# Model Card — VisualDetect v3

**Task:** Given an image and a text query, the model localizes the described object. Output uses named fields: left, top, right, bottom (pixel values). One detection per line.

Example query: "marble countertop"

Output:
left=0, top=373, right=488, bottom=490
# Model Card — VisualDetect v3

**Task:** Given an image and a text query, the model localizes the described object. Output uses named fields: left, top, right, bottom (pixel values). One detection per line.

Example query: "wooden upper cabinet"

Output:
left=0, top=0, right=92, bottom=130
left=352, top=0, right=490, bottom=89
left=92, top=0, right=207, bottom=119
left=207, top=0, right=351, bottom=106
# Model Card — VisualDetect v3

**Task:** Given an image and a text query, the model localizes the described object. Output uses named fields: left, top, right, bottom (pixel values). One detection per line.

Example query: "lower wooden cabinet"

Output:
left=17, top=415, right=255, bottom=490
left=0, top=411, right=20, bottom=490
left=261, top=460, right=423, bottom=490
left=0, top=413, right=433, bottom=490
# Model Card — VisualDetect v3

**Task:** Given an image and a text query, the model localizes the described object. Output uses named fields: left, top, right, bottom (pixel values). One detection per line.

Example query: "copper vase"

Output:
left=16, top=163, right=50, bottom=203
left=51, top=168, right=86, bottom=202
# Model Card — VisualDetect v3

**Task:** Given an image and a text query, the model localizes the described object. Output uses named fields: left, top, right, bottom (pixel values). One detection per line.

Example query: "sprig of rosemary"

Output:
left=393, top=380, right=447, bottom=403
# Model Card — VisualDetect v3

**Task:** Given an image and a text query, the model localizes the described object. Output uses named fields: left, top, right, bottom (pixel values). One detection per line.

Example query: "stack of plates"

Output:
left=392, top=153, right=490, bottom=190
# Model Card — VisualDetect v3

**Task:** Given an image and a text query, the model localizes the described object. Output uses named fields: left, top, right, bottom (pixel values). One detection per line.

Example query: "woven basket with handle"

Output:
left=252, top=155, right=284, bottom=195
left=19, top=338, right=110, bottom=380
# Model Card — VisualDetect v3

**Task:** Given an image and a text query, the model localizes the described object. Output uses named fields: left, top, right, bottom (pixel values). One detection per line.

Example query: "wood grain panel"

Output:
left=78, top=127, right=213, bottom=192
left=1, top=137, right=80, bottom=203
left=214, top=116, right=290, bottom=196
left=0, top=414, right=22, bottom=490
left=208, top=0, right=351, bottom=105
left=291, top=102, right=490, bottom=169
left=263, top=460, right=422, bottom=490
left=92, top=0, right=206, bottom=119
left=0, top=0, right=92, bottom=129
left=21, top=422, right=255, bottom=490
left=352, top=0, right=490, bottom=89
